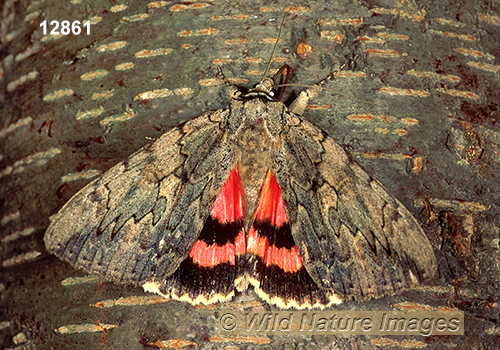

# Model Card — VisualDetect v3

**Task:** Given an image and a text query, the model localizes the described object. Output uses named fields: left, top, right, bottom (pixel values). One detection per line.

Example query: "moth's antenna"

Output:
left=261, top=13, right=287, bottom=81
left=275, top=82, right=387, bottom=106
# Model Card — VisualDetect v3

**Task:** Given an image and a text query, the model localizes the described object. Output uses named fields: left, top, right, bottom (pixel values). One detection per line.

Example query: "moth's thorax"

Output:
left=232, top=97, right=285, bottom=221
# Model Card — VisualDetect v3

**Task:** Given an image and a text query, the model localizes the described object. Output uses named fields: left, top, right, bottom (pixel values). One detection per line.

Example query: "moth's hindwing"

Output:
left=246, top=170, right=343, bottom=309
left=44, top=110, right=238, bottom=296
left=273, top=113, right=437, bottom=300
left=155, top=168, right=246, bottom=304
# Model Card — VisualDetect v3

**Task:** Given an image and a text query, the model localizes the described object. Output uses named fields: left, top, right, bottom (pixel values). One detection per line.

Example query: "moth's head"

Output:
left=220, top=74, right=275, bottom=103
left=231, top=64, right=290, bottom=103
left=252, top=78, right=274, bottom=95
left=236, top=78, right=280, bottom=103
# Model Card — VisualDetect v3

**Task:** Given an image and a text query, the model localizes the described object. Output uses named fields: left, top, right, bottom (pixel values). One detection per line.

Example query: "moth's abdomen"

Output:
left=237, top=124, right=275, bottom=221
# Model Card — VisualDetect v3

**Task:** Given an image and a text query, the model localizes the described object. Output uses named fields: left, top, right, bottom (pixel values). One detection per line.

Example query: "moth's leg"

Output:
left=288, top=74, right=334, bottom=116
left=217, top=67, right=240, bottom=99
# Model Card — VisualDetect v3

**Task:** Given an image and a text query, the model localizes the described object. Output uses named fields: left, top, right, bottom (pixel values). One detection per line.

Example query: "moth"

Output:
left=45, top=30, right=437, bottom=310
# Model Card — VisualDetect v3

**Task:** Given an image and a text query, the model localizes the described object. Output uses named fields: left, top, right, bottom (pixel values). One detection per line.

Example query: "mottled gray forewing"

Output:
left=275, top=114, right=437, bottom=298
left=44, top=110, right=233, bottom=284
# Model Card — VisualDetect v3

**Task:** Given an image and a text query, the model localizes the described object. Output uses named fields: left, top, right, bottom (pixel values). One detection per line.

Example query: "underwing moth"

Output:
left=45, top=30, right=437, bottom=310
